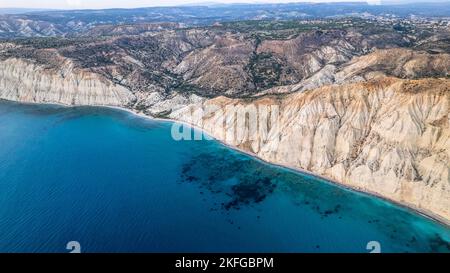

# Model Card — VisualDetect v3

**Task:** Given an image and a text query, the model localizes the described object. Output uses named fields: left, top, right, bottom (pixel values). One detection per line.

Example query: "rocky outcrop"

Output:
left=174, top=35, right=255, bottom=95
left=170, top=77, right=450, bottom=222
left=335, top=48, right=450, bottom=82
left=255, top=48, right=450, bottom=96
left=0, top=58, right=134, bottom=106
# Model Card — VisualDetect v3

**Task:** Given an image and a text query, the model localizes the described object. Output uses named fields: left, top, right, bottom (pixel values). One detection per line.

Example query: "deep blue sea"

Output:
left=0, top=100, right=449, bottom=253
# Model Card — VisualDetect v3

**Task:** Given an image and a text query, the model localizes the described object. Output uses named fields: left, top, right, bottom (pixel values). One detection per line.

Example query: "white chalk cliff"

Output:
left=0, top=58, right=134, bottom=106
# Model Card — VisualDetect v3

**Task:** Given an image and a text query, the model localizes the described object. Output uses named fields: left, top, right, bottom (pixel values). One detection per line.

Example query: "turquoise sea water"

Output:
left=0, top=100, right=449, bottom=253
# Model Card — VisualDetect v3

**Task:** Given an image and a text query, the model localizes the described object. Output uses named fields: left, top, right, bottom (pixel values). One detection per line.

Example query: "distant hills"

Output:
left=0, top=8, right=53, bottom=15
left=0, top=2, right=449, bottom=38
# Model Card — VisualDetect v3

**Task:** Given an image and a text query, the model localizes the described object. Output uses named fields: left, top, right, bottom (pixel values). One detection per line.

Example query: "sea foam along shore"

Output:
left=2, top=98, right=450, bottom=228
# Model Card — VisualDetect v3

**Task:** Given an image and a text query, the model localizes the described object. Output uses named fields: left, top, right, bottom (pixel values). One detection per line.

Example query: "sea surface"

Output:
left=0, top=100, right=449, bottom=253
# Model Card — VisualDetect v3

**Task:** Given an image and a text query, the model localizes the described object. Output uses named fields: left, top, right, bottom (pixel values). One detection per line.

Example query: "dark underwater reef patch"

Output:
left=179, top=147, right=347, bottom=216
left=180, top=151, right=279, bottom=210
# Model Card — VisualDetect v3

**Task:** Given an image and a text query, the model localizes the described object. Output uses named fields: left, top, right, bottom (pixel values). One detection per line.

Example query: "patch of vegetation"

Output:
left=212, top=18, right=397, bottom=41
left=60, top=43, right=117, bottom=68
left=7, top=37, right=105, bottom=49
left=246, top=52, right=282, bottom=90
left=175, top=82, right=219, bottom=98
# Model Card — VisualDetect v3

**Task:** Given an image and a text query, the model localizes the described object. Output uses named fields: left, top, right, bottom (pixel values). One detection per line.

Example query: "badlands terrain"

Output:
left=0, top=3, right=449, bottom=222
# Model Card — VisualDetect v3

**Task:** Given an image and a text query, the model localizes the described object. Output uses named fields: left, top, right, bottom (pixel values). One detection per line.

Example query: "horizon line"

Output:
left=5, top=1, right=450, bottom=12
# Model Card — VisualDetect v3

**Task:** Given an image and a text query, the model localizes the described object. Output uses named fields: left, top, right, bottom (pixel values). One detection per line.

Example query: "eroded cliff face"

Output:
left=0, top=58, right=134, bottom=106
left=170, top=78, right=450, bottom=221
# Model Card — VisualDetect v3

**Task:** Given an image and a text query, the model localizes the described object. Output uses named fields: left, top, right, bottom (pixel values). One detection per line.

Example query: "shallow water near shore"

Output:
left=0, top=100, right=449, bottom=253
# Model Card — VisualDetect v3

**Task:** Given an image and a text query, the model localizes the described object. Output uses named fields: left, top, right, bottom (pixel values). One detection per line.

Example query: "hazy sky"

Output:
left=0, top=0, right=387, bottom=10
